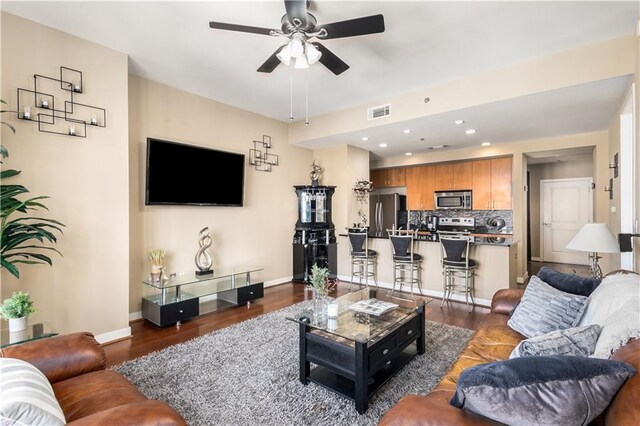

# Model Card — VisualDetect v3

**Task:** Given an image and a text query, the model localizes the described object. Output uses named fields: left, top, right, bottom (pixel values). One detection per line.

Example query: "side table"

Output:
left=0, top=321, right=58, bottom=348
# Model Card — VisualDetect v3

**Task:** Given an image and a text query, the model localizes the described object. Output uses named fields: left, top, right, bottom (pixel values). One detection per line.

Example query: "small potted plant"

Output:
left=148, top=249, right=166, bottom=282
left=0, top=291, right=37, bottom=332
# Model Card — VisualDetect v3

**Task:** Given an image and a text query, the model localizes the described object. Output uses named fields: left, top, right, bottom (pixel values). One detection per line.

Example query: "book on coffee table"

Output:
left=349, top=298, right=399, bottom=316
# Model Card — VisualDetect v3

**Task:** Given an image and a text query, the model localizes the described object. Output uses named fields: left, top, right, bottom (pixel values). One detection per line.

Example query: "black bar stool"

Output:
left=347, top=228, right=378, bottom=290
left=388, top=229, right=423, bottom=296
left=440, top=234, right=477, bottom=311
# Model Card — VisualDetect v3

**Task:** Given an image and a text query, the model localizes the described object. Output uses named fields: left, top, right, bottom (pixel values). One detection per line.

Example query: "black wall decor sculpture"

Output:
left=249, top=134, right=279, bottom=172
left=16, top=66, right=107, bottom=138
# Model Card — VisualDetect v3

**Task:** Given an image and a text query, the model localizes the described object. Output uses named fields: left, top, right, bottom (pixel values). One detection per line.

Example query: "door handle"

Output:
left=543, top=222, right=552, bottom=227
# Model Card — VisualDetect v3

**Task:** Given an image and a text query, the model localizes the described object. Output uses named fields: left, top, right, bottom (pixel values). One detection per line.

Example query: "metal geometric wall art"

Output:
left=249, top=134, right=279, bottom=172
left=16, top=66, right=107, bottom=138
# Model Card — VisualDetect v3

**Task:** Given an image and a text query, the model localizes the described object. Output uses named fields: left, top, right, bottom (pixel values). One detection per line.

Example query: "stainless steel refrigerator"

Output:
left=369, top=193, right=407, bottom=235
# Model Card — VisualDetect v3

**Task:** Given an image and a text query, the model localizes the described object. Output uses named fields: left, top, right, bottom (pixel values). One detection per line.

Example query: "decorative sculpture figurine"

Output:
left=358, top=209, right=368, bottom=227
left=194, top=227, right=213, bottom=276
left=310, top=160, right=322, bottom=187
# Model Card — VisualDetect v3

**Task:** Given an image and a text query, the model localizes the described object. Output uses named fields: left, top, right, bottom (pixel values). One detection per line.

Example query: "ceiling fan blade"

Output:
left=316, top=14, right=385, bottom=39
left=209, top=21, right=277, bottom=36
left=257, top=46, right=286, bottom=73
left=284, top=0, right=308, bottom=27
left=312, top=42, right=349, bottom=75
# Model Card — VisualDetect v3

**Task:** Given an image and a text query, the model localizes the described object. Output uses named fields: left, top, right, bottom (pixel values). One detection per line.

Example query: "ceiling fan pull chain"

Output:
left=305, top=69, right=309, bottom=126
left=289, top=70, right=294, bottom=121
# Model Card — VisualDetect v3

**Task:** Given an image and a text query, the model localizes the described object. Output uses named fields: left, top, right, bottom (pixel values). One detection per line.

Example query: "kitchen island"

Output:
left=338, top=232, right=518, bottom=306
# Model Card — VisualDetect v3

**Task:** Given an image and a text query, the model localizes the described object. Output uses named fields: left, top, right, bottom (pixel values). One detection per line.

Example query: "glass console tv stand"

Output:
left=141, top=266, right=263, bottom=327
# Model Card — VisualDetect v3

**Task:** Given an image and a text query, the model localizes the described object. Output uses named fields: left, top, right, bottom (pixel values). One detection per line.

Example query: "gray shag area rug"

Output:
left=114, top=301, right=473, bottom=425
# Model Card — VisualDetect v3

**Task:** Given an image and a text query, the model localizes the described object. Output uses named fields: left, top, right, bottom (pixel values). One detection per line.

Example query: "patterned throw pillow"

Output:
left=450, top=356, right=636, bottom=426
left=508, top=276, right=588, bottom=338
left=510, top=324, right=601, bottom=358
left=0, top=358, right=66, bottom=425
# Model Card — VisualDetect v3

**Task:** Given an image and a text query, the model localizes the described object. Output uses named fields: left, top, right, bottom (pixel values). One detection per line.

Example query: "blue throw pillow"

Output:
left=508, top=276, right=588, bottom=338
left=450, top=356, right=636, bottom=426
left=537, top=267, right=601, bottom=297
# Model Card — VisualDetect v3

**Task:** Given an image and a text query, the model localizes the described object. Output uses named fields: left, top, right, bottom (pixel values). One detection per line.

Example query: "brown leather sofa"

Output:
left=380, top=288, right=640, bottom=425
left=0, top=332, right=186, bottom=425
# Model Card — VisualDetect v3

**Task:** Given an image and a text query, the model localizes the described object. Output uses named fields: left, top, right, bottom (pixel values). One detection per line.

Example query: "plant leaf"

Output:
left=0, top=169, right=20, bottom=179
left=0, top=258, right=19, bottom=278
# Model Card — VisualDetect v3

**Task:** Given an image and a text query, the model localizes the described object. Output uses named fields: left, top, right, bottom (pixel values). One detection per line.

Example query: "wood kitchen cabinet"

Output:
left=371, top=168, right=406, bottom=188
left=434, top=162, right=472, bottom=190
left=472, top=157, right=512, bottom=210
left=406, top=165, right=435, bottom=210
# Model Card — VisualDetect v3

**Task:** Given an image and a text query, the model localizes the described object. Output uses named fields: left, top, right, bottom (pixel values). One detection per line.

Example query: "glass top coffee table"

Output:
left=287, top=288, right=432, bottom=414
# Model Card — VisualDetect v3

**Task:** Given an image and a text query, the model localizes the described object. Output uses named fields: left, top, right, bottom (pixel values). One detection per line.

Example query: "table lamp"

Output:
left=566, top=223, right=620, bottom=279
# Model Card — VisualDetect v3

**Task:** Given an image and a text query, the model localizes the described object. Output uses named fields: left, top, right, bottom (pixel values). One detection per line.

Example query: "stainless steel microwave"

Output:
left=435, top=190, right=472, bottom=210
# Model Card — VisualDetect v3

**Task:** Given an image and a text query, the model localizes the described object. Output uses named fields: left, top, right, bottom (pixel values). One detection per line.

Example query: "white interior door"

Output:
left=541, top=178, right=593, bottom=264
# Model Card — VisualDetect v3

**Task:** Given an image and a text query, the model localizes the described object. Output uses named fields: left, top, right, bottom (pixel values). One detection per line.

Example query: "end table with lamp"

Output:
left=565, top=223, right=620, bottom=279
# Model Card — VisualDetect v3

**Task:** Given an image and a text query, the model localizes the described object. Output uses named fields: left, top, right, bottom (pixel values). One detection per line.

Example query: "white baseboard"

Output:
left=129, top=311, right=142, bottom=321
left=95, top=326, right=131, bottom=344
left=517, top=271, right=529, bottom=284
left=264, top=276, right=292, bottom=288
left=336, top=275, right=491, bottom=307
left=531, top=257, right=541, bottom=262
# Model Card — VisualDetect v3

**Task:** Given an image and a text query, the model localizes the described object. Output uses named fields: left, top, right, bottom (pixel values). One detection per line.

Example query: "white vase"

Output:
left=8, top=316, right=27, bottom=332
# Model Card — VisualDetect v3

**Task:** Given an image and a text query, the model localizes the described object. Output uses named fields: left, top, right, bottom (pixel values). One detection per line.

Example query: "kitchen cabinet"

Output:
left=406, top=165, right=435, bottom=210
left=371, top=168, right=406, bottom=188
left=472, top=157, right=512, bottom=210
left=434, top=162, right=473, bottom=190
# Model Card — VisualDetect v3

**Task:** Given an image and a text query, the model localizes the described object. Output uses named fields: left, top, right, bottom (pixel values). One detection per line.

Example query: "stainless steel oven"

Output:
left=435, top=190, right=472, bottom=210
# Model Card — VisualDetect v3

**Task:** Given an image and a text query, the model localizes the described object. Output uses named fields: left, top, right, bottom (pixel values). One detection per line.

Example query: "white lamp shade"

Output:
left=305, top=42, right=322, bottom=65
left=294, top=55, right=309, bottom=69
left=566, top=223, right=620, bottom=253
left=276, top=43, right=292, bottom=65
left=289, top=38, right=304, bottom=58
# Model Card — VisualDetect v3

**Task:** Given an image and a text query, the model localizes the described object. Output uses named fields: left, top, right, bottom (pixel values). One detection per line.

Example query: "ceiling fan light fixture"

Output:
left=305, top=42, right=322, bottom=65
left=276, top=44, right=292, bottom=65
left=289, top=37, right=305, bottom=58
left=294, top=55, right=309, bottom=69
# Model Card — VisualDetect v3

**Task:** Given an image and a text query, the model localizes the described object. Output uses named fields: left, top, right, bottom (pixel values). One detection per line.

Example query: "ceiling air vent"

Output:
left=367, top=104, right=390, bottom=121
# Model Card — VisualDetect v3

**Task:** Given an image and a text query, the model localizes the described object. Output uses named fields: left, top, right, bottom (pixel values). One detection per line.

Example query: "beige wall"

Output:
left=373, top=131, right=611, bottom=280
left=128, top=76, right=312, bottom=314
left=1, top=13, right=130, bottom=340
left=311, top=145, right=370, bottom=277
left=528, top=155, right=594, bottom=258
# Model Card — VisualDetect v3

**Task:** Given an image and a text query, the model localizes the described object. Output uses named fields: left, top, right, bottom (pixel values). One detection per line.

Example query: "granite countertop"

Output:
left=339, top=231, right=517, bottom=247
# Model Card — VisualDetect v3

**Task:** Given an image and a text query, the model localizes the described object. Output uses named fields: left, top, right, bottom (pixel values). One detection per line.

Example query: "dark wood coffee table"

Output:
left=287, top=288, right=429, bottom=414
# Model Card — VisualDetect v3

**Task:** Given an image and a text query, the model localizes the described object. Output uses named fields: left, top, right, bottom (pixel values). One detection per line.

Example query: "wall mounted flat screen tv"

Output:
left=145, top=138, right=245, bottom=206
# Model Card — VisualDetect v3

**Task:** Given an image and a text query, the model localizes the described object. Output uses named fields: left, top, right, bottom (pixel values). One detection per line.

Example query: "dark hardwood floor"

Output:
left=103, top=282, right=490, bottom=367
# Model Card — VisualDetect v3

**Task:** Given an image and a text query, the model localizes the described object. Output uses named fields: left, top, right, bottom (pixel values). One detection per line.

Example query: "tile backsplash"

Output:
left=408, top=210, right=513, bottom=232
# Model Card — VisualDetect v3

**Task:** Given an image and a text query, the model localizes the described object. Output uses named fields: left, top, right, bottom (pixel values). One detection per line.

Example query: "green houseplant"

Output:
left=0, top=99, right=64, bottom=279
left=0, top=291, right=36, bottom=331
left=309, top=263, right=330, bottom=297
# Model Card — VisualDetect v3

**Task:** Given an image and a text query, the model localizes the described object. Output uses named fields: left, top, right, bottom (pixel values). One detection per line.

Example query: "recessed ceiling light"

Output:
left=454, top=120, right=464, bottom=125
left=361, top=136, right=369, bottom=141
left=379, top=143, right=387, bottom=148
left=405, top=152, right=412, bottom=156
left=403, top=129, right=411, bottom=134
left=481, top=141, right=491, bottom=146
left=465, top=129, right=476, bottom=135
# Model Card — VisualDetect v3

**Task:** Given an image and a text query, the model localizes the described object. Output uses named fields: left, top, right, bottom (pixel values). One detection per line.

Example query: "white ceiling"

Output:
left=3, top=1, right=638, bottom=157
left=300, top=75, right=632, bottom=158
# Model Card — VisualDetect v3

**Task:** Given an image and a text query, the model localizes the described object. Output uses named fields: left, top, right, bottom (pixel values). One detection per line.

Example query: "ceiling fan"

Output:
left=209, top=0, right=385, bottom=75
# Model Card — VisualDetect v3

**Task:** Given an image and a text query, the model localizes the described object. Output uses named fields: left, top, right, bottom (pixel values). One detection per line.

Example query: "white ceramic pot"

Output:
left=8, top=316, right=27, bottom=332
